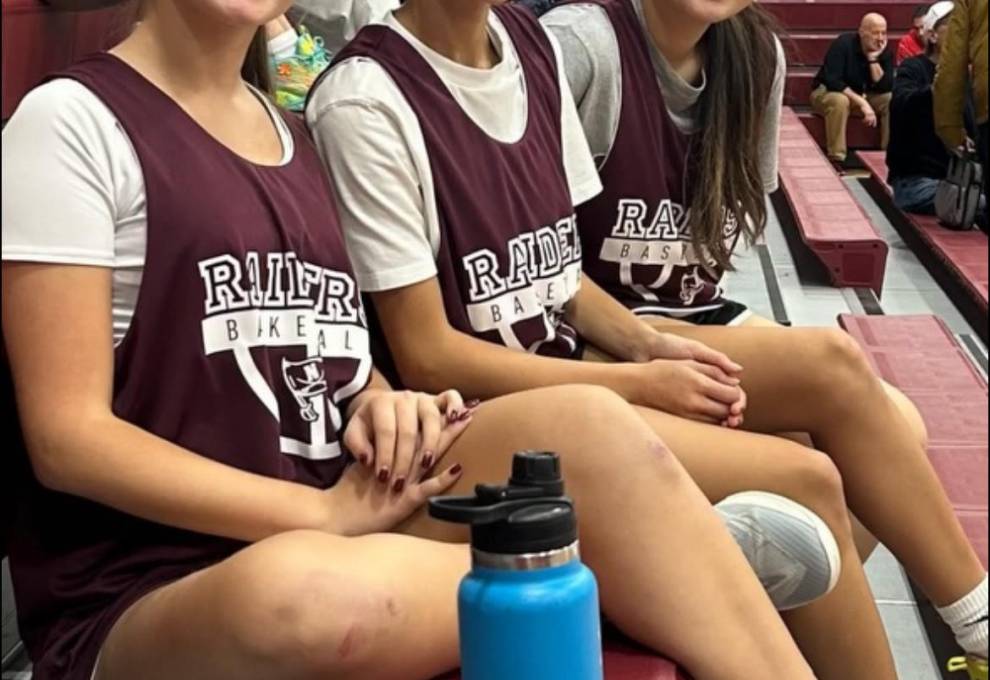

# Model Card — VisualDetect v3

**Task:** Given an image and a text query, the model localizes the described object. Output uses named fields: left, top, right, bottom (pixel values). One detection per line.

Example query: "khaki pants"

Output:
left=810, top=86, right=892, bottom=162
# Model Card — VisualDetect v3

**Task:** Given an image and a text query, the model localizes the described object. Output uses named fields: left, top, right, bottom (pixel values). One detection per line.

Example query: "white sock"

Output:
left=268, top=28, right=299, bottom=61
left=937, top=574, right=989, bottom=659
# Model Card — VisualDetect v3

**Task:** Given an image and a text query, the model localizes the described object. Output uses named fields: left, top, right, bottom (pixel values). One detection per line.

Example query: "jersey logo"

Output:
left=198, top=251, right=371, bottom=461
left=680, top=267, right=708, bottom=306
left=460, top=215, right=582, bottom=353
left=283, top=358, right=330, bottom=423
left=599, top=198, right=735, bottom=305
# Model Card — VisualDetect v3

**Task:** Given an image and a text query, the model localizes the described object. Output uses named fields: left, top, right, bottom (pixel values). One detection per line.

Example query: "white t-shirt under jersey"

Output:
left=305, top=10, right=602, bottom=294
left=542, top=0, right=786, bottom=194
left=1, top=78, right=294, bottom=345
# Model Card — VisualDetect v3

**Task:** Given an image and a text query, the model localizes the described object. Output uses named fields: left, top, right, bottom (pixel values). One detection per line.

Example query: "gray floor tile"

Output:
left=879, top=603, right=943, bottom=680
left=878, top=289, right=973, bottom=334
left=865, top=545, right=916, bottom=604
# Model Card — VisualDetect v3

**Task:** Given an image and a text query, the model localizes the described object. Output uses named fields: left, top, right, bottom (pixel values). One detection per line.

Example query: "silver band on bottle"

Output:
left=472, top=541, right=581, bottom=571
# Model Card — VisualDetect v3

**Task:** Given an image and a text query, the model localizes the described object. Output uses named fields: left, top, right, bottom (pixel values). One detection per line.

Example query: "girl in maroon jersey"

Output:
left=542, top=0, right=988, bottom=673
left=309, top=1, right=986, bottom=678
left=0, top=2, right=824, bottom=680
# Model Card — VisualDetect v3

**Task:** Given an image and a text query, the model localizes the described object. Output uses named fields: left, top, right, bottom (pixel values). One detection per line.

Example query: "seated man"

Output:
left=897, top=4, right=932, bottom=65
left=810, top=13, right=895, bottom=163
left=888, top=1, right=978, bottom=215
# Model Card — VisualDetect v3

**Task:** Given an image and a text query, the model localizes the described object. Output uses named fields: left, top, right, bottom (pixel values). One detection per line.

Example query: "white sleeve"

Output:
left=307, top=63, right=438, bottom=293
left=2, top=80, right=124, bottom=266
left=759, top=37, right=787, bottom=194
left=547, top=29, right=603, bottom=208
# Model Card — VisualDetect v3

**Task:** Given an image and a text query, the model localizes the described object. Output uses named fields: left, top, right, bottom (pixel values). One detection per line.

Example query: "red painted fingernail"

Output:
left=358, top=453, right=370, bottom=466
left=422, top=451, right=435, bottom=469
left=447, top=410, right=462, bottom=423
left=393, top=477, right=406, bottom=494
left=464, top=399, right=482, bottom=409
left=378, top=468, right=390, bottom=484
left=450, top=464, right=463, bottom=476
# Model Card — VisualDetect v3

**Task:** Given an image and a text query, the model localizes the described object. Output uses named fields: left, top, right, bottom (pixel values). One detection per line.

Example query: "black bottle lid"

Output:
left=429, top=452, right=578, bottom=555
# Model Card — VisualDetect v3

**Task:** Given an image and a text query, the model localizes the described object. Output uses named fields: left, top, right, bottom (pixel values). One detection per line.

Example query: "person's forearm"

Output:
left=565, top=278, right=653, bottom=362
left=27, top=411, right=331, bottom=544
left=869, top=62, right=885, bottom=83
left=843, top=88, right=867, bottom=108
left=397, top=327, right=636, bottom=401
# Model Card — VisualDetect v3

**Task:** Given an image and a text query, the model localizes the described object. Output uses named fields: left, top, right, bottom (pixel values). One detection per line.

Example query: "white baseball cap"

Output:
left=924, top=1, right=955, bottom=33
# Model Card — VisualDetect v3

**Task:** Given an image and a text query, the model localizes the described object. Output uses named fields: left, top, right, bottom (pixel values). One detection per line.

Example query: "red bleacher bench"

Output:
left=778, top=107, right=889, bottom=294
left=786, top=31, right=907, bottom=68
left=840, top=314, right=989, bottom=567
left=1, top=0, right=121, bottom=119
left=858, top=151, right=989, bottom=317
left=763, top=0, right=918, bottom=31
left=437, top=638, right=689, bottom=680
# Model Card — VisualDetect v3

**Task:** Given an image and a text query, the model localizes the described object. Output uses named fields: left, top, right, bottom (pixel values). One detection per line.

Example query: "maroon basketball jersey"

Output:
left=325, top=5, right=583, bottom=372
left=9, top=54, right=370, bottom=680
left=572, top=0, right=736, bottom=315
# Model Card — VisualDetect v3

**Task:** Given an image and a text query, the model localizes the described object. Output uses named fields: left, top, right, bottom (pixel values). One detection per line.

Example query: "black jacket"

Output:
left=813, top=32, right=894, bottom=94
left=887, top=55, right=976, bottom=181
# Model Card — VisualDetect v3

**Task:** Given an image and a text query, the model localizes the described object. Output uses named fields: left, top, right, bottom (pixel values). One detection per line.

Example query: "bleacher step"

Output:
left=764, top=0, right=918, bottom=31
left=840, top=314, right=989, bottom=568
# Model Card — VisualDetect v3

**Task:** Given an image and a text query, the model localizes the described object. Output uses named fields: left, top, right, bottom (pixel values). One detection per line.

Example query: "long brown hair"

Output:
left=122, top=1, right=272, bottom=93
left=689, top=5, right=781, bottom=271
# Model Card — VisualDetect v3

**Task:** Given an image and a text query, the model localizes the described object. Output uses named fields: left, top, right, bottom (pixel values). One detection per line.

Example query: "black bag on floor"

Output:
left=935, top=152, right=984, bottom=231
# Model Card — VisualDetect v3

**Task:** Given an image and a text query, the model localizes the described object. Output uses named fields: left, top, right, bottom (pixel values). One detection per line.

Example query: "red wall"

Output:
left=2, top=0, right=122, bottom=119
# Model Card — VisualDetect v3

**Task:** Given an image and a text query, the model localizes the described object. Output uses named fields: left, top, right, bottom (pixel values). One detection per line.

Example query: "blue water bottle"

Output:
left=429, top=452, right=604, bottom=680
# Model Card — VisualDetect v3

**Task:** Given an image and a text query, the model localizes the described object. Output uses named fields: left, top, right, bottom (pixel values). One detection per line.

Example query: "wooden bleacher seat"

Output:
left=840, top=314, right=989, bottom=567
left=777, top=107, right=889, bottom=294
left=858, top=151, right=989, bottom=334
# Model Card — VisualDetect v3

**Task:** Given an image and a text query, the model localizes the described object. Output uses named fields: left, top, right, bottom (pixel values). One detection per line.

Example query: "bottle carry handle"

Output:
left=429, top=484, right=573, bottom=526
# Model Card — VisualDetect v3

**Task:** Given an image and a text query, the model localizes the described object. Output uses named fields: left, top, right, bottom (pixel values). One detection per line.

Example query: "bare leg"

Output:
left=401, top=386, right=816, bottom=680
left=737, top=313, right=929, bottom=450
left=649, top=313, right=929, bottom=449
left=590, top=320, right=884, bottom=562
left=644, top=318, right=985, bottom=606
left=99, top=388, right=814, bottom=680
left=98, top=531, right=468, bottom=680
left=632, top=406, right=896, bottom=680
left=773, top=432, right=880, bottom=561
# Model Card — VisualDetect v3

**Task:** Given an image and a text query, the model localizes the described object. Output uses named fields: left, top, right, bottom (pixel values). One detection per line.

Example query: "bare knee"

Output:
left=886, top=383, right=930, bottom=450
left=810, top=329, right=876, bottom=393
left=225, top=531, right=402, bottom=678
left=781, top=449, right=851, bottom=537
left=546, top=384, right=682, bottom=480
